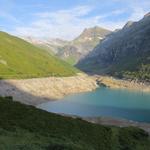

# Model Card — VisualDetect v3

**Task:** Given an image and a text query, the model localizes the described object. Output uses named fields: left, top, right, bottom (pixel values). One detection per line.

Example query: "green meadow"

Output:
left=0, top=31, right=78, bottom=79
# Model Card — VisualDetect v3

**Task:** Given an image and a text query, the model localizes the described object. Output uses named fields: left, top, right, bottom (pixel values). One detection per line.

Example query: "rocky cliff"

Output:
left=77, top=13, right=150, bottom=81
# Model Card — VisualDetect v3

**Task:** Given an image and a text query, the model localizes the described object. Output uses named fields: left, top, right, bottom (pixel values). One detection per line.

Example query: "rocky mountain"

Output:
left=77, top=13, right=150, bottom=81
left=24, top=26, right=111, bottom=65
left=57, top=26, right=111, bottom=64
left=22, top=37, right=69, bottom=55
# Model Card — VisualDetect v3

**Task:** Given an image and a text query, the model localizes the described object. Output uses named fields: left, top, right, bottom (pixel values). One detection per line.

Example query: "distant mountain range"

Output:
left=22, top=37, right=69, bottom=55
left=19, top=13, right=150, bottom=81
left=24, top=26, right=111, bottom=65
left=0, top=31, right=78, bottom=79
left=77, top=12, right=150, bottom=81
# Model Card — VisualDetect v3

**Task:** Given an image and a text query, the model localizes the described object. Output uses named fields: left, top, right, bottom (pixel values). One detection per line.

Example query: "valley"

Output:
left=24, top=26, right=111, bottom=65
left=0, top=1, right=150, bottom=148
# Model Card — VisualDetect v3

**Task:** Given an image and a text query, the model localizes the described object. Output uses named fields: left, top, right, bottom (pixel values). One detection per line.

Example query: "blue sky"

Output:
left=0, top=0, right=150, bottom=40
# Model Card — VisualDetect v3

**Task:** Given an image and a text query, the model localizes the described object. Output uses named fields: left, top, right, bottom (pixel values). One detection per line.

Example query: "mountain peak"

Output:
left=77, top=13, right=150, bottom=80
left=76, top=26, right=111, bottom=41
left=83, top=26, right=111, bottom=33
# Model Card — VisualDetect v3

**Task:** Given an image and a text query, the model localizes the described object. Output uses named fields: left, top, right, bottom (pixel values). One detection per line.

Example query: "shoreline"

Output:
left=84, top=116, right=150, bottom=134
left=0, top=74, right=150, bottom=132
left=0, top=73, right=98, bottom=106
left=0, top=74, right=150, bottom=106
left=95, top=75, right=150, bottom=92
left=60, top=113, right=150, bottom=134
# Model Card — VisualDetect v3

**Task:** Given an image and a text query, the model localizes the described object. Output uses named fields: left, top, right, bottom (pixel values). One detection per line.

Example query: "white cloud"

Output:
left=115, top=0, right=150, bottom=21
left=37, top=5, right=92, bottom=18
left=100, top=0, right=150, bottom=30
left=14, top=6, right=99, bottom=39
left=128, top=4, right=149, bottom=21
left=12, top=6, right=102, bottom=40
left=11, top=1, right=150, bottom=40
left=129, top=8, right=146, bottom=21
left=12, top=5, right=125, bottom=40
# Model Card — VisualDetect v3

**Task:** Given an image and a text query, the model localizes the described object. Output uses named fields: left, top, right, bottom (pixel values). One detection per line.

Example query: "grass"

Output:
left=0, top=31, right=78, bottom=79
left=0, top=96, right=150, bottom=150
left=65, top=56, right=77, bottom=65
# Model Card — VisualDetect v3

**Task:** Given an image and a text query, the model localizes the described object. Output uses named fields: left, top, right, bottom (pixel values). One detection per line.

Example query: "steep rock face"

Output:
left=57, top=26, right=111, bottom=64
left=77, top=13, right=150, bottom=80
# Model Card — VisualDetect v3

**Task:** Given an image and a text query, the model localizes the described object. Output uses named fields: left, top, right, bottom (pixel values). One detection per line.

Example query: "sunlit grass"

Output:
left=0, top=31, right=79, bottom=79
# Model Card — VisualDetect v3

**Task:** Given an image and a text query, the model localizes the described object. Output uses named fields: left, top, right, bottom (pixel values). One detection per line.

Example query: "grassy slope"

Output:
left=0, top=31, right=78, bottom=79
left=65, top=56, right=77, bottom=65
left=0, top=97, right=150, bottom=150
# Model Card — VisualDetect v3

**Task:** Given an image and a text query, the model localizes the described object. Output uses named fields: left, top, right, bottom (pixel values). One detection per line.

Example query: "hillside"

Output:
left=77, top=13, right=150, bottom=81
left=0, top=96, right=150, bottom=150
left=0, top=31, right=78, bottom=79
left=57, top=26, right=111, bottom=64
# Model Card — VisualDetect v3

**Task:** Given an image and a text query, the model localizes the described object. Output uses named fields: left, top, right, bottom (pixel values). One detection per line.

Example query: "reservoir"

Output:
left=38, top=87, right=150, bottom=123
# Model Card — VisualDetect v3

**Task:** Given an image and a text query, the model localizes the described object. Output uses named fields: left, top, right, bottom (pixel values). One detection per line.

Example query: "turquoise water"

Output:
left=38, top=87, right=150, bottom=123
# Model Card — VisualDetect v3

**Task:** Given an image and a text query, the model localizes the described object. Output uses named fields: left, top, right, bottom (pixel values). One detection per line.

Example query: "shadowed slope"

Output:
left=77, top=13, right=150, bottom=81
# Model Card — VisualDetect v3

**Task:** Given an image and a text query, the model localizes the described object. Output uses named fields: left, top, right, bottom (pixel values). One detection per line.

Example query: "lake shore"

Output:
left=95, top=75, right=150, bottom=92
left=60, top=114, right=150, bottom=134
left=0, top=74, right=150, bottom=106
left=0, top=73, right=98, bottom=106
left=0, top=73, right=150, bottom=106
left=0, top=74, right=150, bottom=133
left=84, top=116, right=150, bottom=134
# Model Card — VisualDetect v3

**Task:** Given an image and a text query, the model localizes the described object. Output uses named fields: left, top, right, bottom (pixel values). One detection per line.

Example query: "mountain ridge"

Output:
left=57, top=26, right=111, bottom=64
left=24, top=26, right=111, bottom=65
left=22, top=36, right=69, bottom=55
left=77, top=13, right=150, bottom=81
